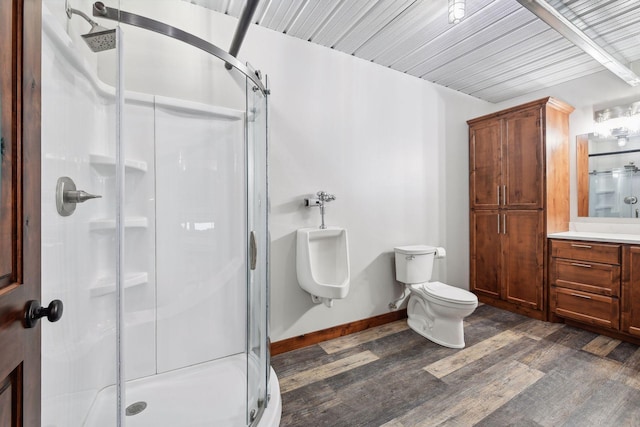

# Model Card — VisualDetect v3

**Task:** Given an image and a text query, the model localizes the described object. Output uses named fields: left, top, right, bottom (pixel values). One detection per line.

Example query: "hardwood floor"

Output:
left=271, top=304, right=640, bottom=426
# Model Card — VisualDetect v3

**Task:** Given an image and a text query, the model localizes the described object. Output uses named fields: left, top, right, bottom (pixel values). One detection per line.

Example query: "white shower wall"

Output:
left=41, top=9, right=247, bottom=425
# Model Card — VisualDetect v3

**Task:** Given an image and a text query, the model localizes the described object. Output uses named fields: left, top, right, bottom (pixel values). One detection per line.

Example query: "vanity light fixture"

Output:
left=448, top=0, right=465, bottom=24
left=594, top=100, right=640, bottom=138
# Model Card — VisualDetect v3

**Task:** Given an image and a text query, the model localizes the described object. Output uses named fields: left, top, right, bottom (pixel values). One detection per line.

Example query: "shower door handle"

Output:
left=250, top=231, right=257, bottom=270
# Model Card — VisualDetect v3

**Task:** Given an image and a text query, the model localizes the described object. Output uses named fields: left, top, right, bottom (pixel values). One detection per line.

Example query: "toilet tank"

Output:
left=394, top=245, right=436, bottom=284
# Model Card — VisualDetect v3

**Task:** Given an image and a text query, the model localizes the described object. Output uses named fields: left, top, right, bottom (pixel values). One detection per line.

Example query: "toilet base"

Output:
left=406, top=294, right=471, bottom=349
left=407, top=316, right=466, bottom=349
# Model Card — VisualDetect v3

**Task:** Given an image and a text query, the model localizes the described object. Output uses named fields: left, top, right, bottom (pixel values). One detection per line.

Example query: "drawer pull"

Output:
left=571, top=244, right=592, bottom=249
left=570, top=262, right=592, bottom=268
left=570, top=293, right=592, bottom=300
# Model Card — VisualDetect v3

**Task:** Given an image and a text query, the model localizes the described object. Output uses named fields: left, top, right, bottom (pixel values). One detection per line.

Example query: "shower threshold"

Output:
left=83, top=354, right=281, bottom=426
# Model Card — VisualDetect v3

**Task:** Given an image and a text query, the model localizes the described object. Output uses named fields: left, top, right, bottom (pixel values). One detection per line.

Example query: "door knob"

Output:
left=56, top=176, right=102, bottom=216
left=24, top=299, right=64, bottom=328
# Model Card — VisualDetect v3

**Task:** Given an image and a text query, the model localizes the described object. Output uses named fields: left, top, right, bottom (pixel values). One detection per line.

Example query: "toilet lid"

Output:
left=418, top=282, right=478, bottom=305
left=394, top=245, right=436, bottom=255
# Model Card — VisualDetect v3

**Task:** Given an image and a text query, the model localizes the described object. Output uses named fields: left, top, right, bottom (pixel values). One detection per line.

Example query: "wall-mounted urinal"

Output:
left=296, top=227, right=350, bottom=307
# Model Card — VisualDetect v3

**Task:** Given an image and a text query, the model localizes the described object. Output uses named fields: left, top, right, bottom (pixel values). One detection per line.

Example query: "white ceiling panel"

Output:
left=311, top=0, right=378, bottom=47
left=422, top=20, right=551, bottom=83
left=408, top=8, right=538, bottom=78
left=260, top=0, right=306, bottom=32
left=390, top=1, right=523, bottom=72
left=286, top=1, right=342, bottom=40
left=186, top=0, right=640, bottom=102
left=353, top=0, right=443, bottom=61
left=332, top=0, right=415, bottom=54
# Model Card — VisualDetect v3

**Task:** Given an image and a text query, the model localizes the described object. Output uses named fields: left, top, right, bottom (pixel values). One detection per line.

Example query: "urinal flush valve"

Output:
left=304, top=190, right=336, bottom=229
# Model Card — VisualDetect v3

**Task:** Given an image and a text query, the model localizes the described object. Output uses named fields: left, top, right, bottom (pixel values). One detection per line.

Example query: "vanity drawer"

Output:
left=551, top=287, right=619, bottom=330
left=550, top=258, right=620, bottom=296
left=551, top=240, right=620, bottom=265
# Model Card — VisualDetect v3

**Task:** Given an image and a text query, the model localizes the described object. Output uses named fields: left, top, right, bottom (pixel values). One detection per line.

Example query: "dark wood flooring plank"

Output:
left=607, top=341, right=639, bottom=363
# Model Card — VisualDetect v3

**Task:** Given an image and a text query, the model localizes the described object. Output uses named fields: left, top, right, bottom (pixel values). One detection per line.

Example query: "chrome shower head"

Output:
left=66, top=4, right=116, bottom=52
left=82, top=27, right=116, bottom=52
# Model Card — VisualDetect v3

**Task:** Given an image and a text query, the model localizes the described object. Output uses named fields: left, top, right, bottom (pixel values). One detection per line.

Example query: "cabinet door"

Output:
left=503, top=108, right=544, bottom=209
left=470, top=210, right=501, bottom=298
left=470, top=119, right=501, bottom=209
left=503, top=210, right=544, bottom=310
left=622, top=246, right=640, bottom=336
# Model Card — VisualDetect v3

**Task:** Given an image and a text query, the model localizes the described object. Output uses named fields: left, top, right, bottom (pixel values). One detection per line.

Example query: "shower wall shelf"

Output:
left=89, top=217, right=149, bottom=231
left=89, top=154, right=148, bottom=173
left=90, top=272, right=149, bottom=297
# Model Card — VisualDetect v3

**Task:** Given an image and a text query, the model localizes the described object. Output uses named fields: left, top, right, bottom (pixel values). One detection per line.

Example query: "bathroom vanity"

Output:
left=548, top=232, right=640, bottom=344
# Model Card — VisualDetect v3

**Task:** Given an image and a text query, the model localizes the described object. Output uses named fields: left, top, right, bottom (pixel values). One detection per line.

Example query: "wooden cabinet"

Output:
left=469, top=98, right=573, bottom=320
left=549, top=239, right=640, bottom=345
left=622, top=246, right=640, bottom=337
left=549, top=240, right=621, bottom=329
left=471, top=210, right=544, bottom=310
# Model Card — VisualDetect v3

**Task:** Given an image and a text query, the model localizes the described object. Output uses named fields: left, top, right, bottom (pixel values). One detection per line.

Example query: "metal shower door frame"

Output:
left=92, top=3, right=268, bottom=94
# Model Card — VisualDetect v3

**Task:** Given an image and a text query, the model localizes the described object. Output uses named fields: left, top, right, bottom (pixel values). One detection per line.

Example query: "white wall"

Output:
left=229, top=14, right=492, bottom=340
left=86, top=1, right=493, bottom=342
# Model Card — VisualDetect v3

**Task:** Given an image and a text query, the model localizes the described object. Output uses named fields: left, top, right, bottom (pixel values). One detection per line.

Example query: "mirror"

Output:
left=577, top=132, right=640, bottom=218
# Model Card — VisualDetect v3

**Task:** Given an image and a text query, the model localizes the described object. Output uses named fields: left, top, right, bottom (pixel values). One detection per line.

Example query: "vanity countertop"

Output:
left=548, top=231, right=640, bottom=244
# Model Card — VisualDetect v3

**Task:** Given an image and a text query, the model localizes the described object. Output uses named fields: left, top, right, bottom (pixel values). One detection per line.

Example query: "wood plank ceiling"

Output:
left=187, top=0, right=640, bottom=103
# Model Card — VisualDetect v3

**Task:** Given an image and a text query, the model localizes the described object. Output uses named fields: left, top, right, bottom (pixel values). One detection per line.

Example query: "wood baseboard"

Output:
left=270, top=309, right=408, bottom=356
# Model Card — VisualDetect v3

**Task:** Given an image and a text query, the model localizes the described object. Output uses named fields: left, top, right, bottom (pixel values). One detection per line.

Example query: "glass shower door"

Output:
left=41, top=5, right=124, bottom=425
left=247, top=75, right=269, bottom=425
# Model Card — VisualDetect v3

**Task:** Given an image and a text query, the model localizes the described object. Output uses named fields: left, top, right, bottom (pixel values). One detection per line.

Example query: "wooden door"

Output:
left=502, top=210, right=544, bottom=310
left=503, top=107, right=544, bottom=209
left=0, top=1, right=42, bottom=426
left=469, top=119, right=501, bottom=209
left=622, top=246, right=640, bottom=337
left=470, top=210, right=501, bottom=298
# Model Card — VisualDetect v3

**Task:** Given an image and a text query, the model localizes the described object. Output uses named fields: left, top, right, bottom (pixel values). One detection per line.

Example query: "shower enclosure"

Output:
left=40, top=0, right=279, bottom=425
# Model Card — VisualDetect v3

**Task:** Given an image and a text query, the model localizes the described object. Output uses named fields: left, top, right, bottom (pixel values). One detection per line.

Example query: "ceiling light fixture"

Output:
left=448, top=0, right=465, bottom=24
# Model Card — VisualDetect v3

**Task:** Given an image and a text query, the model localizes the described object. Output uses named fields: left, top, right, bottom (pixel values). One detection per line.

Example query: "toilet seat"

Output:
left=410, top=282, right=477, bottom=305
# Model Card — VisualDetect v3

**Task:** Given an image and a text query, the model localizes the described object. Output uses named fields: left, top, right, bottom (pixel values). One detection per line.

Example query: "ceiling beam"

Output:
left=517, top=0, right=640, bottom=86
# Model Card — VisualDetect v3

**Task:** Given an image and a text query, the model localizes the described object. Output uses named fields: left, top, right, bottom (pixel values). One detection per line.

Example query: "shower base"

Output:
left=83, top=354, right=281, bottom=427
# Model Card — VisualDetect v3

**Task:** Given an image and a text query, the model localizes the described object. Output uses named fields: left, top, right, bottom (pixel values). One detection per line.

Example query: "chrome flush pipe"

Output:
left=304, top=191, right=336, bottom=229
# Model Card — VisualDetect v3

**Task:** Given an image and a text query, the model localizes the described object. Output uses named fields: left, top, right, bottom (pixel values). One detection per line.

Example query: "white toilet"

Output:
left=394, top=245, right=478, bottom=348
